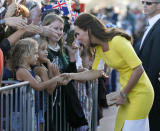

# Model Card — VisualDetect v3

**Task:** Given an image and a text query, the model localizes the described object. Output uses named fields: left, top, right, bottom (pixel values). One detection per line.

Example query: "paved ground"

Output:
left=97, top=106, right=118, bottom=131
left=98, top=73, right=120, bottom=131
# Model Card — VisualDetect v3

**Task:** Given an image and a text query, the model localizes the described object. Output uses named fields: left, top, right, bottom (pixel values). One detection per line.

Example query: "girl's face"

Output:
left=74, top=26, right=89, bottom=47
left=38, top=42, right=48, bottom=62
left=27, top=46, right=39, bottom=66
left=48, top=20, right=64, bottom=42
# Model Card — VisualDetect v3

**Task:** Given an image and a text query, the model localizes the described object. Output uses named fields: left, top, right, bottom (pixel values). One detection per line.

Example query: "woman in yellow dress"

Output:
left=62, top=13, right=154, bottom=131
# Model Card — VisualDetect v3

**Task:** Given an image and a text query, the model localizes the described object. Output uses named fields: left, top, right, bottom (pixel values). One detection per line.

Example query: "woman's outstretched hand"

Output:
left=57, top=73, right=72, bottom=85
left=100, top=71, right=109, bottom=79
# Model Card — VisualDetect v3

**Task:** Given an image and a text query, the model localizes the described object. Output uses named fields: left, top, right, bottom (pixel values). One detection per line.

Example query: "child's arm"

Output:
left=34, top=66, right=57, bottom=94
left=16, top=68, right=66, bottom=91
left=46, top=60, right=55, bottom=78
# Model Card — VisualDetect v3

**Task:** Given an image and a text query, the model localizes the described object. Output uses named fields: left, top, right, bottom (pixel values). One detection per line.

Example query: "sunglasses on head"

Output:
left=141, top=1, right=160, bottom=5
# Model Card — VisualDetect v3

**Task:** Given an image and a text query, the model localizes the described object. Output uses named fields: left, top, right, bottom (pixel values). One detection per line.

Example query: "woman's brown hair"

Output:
left=74, top=13, right=133, bottom=43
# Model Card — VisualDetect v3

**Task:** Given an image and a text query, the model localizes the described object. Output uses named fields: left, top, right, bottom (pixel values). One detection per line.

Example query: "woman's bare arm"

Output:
left=70, top=70, right=103, bottom=81
left=121, top=64, right=144, bottom=95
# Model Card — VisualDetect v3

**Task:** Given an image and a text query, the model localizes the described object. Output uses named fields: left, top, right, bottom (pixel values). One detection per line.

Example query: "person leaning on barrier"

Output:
left=41, top=13, right=88, bottom=128
left=12, top=38, right=71, bottom=91
left=61, top=13, right=154, bottom=131
left=33, top=36, right=60, bottom=94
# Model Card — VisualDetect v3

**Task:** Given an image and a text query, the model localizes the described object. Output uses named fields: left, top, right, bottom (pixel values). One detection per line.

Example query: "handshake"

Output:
left=55, top=70, right=109, bottom=86
left=56, top=73, right=73, bottom=86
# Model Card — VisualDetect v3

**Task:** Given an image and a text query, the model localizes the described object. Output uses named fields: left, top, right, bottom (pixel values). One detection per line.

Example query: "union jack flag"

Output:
left=71, top=11, right=79, bottom=22
left=53, top=0, right=66, bottom=9
left=53, top=0, right=69, bottom=16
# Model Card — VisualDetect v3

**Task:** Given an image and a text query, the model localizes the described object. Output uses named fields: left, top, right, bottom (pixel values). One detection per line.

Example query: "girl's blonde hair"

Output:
left=33, top=36, right=48, bottom=49
left=42, top=13, right=64, bottom=53
left=42, top=13, right=64, bottom=26
left=12, top=38, right=38, bottom=69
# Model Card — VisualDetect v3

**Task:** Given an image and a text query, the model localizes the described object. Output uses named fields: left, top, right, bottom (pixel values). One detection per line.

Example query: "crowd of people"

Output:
left=0, top=0, right=160, bottom=130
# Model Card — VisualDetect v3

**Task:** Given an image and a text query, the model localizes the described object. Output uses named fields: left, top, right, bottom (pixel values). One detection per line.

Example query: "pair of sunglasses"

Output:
left=141, top=1, right=160, bottom=6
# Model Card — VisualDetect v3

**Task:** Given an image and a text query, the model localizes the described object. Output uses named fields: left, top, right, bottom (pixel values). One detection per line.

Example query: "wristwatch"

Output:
left=120, top=91, right=127, bottom=99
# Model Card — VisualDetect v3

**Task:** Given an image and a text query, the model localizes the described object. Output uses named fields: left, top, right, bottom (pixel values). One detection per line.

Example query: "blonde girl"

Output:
left=12, top=38, right=70, bottom=90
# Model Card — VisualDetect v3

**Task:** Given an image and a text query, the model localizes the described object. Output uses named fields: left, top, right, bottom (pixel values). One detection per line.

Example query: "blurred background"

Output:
left=80, top=0, right=141, bottom=13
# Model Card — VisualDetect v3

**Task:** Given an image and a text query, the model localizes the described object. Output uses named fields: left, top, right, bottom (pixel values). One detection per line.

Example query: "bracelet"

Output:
left=120, top=91, right=127, bottom=99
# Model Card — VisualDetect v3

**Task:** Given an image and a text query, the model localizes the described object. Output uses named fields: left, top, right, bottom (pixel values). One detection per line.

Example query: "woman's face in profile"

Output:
left=74, top=26, right=89, bottom=47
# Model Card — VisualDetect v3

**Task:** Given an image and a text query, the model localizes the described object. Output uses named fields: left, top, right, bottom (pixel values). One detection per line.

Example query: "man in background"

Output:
left=138, top=0, right=160, bottom=130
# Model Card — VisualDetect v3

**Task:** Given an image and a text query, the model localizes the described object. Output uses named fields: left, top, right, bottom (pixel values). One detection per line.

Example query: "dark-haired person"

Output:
left=138, top=0, right=160, bottom=130
left=62, top=13, right=154, bottom=131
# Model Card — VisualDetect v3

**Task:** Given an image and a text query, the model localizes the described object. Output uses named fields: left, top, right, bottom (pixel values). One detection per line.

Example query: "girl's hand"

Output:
left=35, top=75, right=42, bottom=82
left=40, top=57, right=50, bottom=64
left=158, top=72, right=160, bottom=82
left=43, top=58, right=50, bottom=64
left=65, top=43, right=78, bottom=62
left=52, top=64, right=60, bottom=76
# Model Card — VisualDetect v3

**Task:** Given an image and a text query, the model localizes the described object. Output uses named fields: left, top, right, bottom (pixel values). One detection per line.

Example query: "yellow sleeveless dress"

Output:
left=92, top=36, right=154, bottom=131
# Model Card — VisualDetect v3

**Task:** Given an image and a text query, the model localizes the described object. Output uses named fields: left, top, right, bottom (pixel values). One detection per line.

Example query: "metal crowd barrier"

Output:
left=0, top=80, right=98, bottom=131
left=0, top=81, right=35, bottom=131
